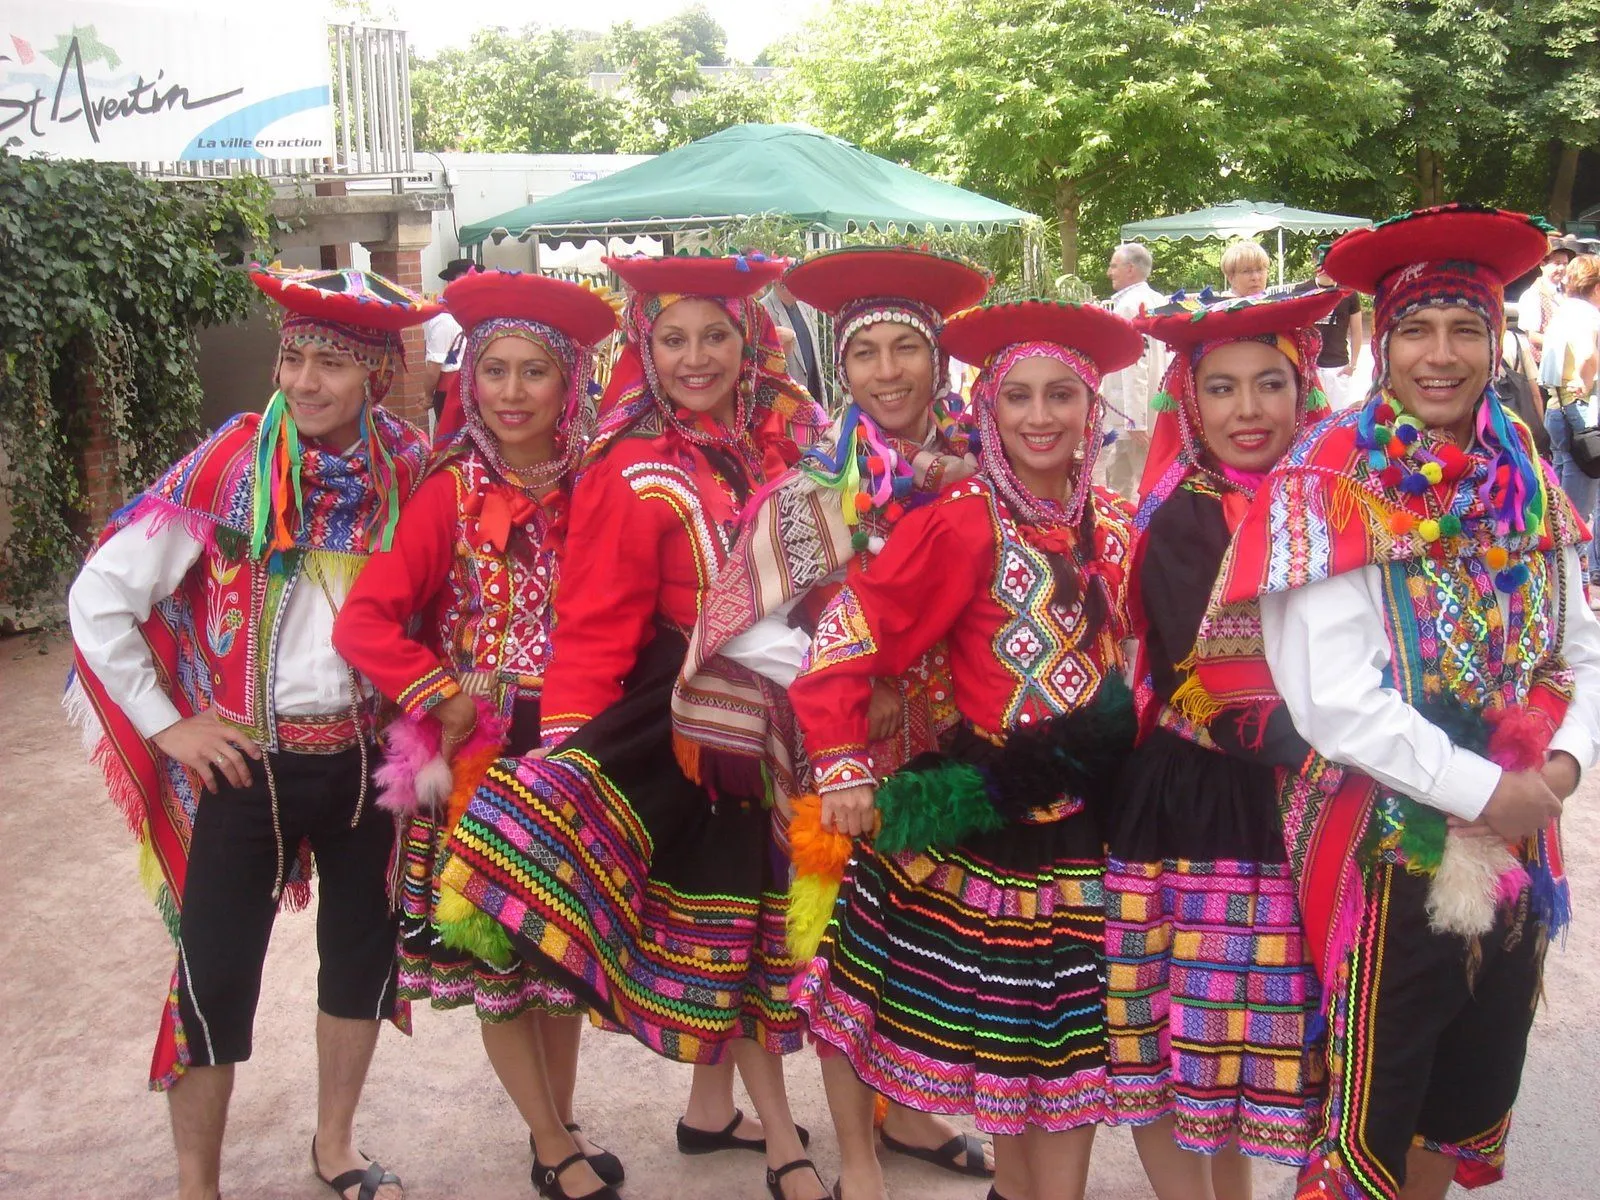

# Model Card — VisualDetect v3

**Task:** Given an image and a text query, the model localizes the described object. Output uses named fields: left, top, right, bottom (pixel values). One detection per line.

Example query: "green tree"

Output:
left=656, top=4, right=729, bottom=65
left=783, top=0, right=1400, bottom=275
left=1501, top=0, right=1600, bottom=222
left=411, top=26, right=615, bottom=153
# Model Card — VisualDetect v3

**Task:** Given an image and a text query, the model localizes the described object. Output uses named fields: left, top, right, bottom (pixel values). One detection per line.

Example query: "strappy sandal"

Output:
left=310, top=1136, right=403, bottom=1200
left=765, top=1158, right=827, bottom=1200
left=878, top=1128, right=993, bottom=1177
left=532, top=1150, right=621, bottom=1200
left=527, top=1125, right=624, bottom=1187
left=676, top=1108, right=811, bottom=1154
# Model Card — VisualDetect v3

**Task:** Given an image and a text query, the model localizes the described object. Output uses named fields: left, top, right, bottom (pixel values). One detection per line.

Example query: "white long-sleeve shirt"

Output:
left=1260, top=548, right=1600, bottom=820
left=68, top=511, right=361, bottom=738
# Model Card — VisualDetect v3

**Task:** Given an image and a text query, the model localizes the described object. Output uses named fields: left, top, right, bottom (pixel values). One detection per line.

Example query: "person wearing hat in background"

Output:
left=673, top=245, right=998, bottom=1189
left=424, top=258, right=473, bottom=419
left=65, top=265, right=437, bottom=1200
left=1188, top=206, right=1600, bottom=1200
left=1101, top=287, right=1344, bottom=1199
left=436, top=253, right=834, bottom=1200
left=333, top=270, right=623, bottom=1200
left=786, top=299, right=1144, bottom=1200
left=1516, top=235, right=1581, bottom=369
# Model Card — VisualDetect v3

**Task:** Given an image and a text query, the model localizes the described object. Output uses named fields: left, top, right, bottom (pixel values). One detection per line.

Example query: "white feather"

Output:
left=1426, top=834, right=1518, bottom=936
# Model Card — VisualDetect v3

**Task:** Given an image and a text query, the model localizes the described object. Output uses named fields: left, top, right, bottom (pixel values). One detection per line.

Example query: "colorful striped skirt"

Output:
left=1103, top=726, right=1321, bottom=1164
left=438, top=628, right=802, bottom=1063
left=793, top=806, right=1110, bottom=1136
left=397, top=699, right=579, bottom=1020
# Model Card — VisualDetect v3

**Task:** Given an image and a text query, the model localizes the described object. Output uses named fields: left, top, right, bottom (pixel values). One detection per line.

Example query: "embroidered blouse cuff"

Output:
left=540, top=714, right=588, bottom=749
left=812, top=750, right=877, bottom=794
left=397, top=666, right=461, bottom=717
left=1423, top=746, right=1501, bottom=822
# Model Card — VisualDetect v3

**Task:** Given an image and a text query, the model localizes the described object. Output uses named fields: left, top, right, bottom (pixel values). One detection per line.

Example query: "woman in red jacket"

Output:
left=439, top=254, right=834, bottom=1200
left=334, top=270, right=623, bottom=1200
left=787, top=300, right=1143, bottom=1200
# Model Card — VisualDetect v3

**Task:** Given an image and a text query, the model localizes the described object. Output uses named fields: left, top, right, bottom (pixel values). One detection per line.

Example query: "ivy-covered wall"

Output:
left=0, top=153, right=282, bottom=611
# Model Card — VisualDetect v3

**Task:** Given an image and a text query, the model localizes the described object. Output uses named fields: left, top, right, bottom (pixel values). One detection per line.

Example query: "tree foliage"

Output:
left=781, top=0, right=1401, bottom=275
left=411, top=26, right=613, bottom=153
left=0, top=154, right=281, bottom=609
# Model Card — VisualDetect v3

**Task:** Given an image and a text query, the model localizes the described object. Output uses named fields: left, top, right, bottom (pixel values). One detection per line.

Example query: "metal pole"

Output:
left=1276, top=227, right=1285, bottom=286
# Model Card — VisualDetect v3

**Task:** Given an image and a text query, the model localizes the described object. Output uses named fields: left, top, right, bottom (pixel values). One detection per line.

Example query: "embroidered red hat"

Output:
left=1138, top=286, right=1349, bottom=351
left=782, top=245, right=993, bottom=317
left=443, top=268, right=619, bottom=347
left=249, top=263, right=440, bottom=331
left=1319, top=205, right=1551, bottom=295
left=602, top=251, right=788, bottom=299
left=941, top=298, right=1144, bottom=376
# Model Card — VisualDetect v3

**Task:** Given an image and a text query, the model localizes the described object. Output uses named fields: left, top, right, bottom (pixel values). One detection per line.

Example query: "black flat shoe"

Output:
left=529, top=1127, right=624, bottom=1187
left=676, top=1108, right=810, bottom=1154
left=765, top=1158, right=826, bottom=1200
left=532, top=1150, right=620, bottom=1200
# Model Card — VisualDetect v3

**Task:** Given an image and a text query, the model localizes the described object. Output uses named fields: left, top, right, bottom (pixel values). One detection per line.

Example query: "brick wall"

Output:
left=78, top=370, right=125, bottom=531
left=368, top=247, right=430, bottom=427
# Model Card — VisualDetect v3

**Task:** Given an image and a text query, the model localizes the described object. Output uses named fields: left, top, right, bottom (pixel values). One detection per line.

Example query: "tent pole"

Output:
left=1276, top=228, right=1285, bottom=286
left=531, top=237, right=541, bottom=275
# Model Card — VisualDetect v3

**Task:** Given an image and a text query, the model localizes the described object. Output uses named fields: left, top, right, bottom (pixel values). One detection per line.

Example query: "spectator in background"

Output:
left=1517, top=235, right=1582, bottom=368
left=423, top=258, right=474, bottom=417
left=1220, top=239, right=1271, bottom=297
left=761, top=279, right=826, bottom=403
left=1098, top=241, right=1171, bottom=498
left=1312, top=269, right=1366, bottom=407
left=1540, top=255, right=1600, bottom=578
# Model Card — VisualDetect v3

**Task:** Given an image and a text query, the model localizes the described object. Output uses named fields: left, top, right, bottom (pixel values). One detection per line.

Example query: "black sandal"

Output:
left=532, top=1150, right=621, bottom=1200
left=676, top=1108, right=811, bottom=1155
left=310, top=1136, right=403, bottom=1200
left=765, top=1158, right=826, bottom=1200
left=878, top=1129, right=993, bottom=1177
left=528, top=1125, right=625, bottom=1187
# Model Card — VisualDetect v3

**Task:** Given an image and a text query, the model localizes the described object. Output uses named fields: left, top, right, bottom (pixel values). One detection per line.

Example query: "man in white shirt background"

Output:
left=423, top=258, right=472, bottom=421
left=1097, top=242, right=1170, bottom=499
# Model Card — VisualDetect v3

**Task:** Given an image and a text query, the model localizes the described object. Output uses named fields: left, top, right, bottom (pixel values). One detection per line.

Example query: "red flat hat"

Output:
left=443, top=269, right=618, bottom=347
left=603, top=252, right=788, bottom=299
left=782, top=245, right=992, bottom=317
left=1138, top=286, right=1349, bottom=351
left=941, top=299, right=1144, bottom=375
left=1320, top=205, right=1551, bottom=295
left=249, top=264, right=440, bottom=331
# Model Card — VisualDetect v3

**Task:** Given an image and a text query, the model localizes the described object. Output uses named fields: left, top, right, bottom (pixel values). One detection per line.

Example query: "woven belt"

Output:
left=1155, top=701, right=1218, bottom=750
left=275, top=711, right=364, bottom=754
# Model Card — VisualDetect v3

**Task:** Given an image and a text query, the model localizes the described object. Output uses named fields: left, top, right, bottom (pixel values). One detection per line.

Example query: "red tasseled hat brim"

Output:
left=602, top=254, right=788, bottom=299
left=250, top=265, right=440, bottom=331
left=782, top=246, right=992, bottom=317
left=1321, top=206, right=1551, bottom=296
left=940, top=299, right=1145, bottom=374
left=443, top=269, right=617, bottom=346
left=1138, top=287, right=1349, bottom=351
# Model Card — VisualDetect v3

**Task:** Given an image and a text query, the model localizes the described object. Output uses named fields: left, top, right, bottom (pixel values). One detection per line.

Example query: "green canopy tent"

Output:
left=458, top=123, right=1035, bottom=252
left=1120, top=200, right=1371, bottom=285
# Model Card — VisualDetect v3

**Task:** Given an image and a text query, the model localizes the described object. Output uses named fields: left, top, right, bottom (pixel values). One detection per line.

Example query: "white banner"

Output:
left=0, top=2, right=334, bottom=162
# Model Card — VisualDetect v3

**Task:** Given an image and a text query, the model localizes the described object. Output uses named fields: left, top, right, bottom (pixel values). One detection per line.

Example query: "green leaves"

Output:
left=0, top=153, right=278, bottom=609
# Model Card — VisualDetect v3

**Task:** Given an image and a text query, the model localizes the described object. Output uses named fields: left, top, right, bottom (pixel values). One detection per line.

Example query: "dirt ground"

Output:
left=3, top=633, right=1596, bottom=1200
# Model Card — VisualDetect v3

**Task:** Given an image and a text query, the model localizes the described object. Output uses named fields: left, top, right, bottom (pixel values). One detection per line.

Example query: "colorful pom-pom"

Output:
left=1418, top=518, right=1441, bottom=542
left=1387, top=438, right=1407, bottom=459
left=1495, top=564, right=1530, bottom=591
left=1374, top=425, right=1393, bottom=446
left=1438, top=513, right=1463, bottom=537
left=1395, top=423, right=1420, bottom=445
left=884, top=502, right=905, bottom=522
left=1400, top=473, right=1430, bottom=495
left=1375, top=401, right=1397, bottom=423
left=1484, top=546, right=1510, bottom=570
left=853, top=492, right=873, bottom=513
left=851, top=529, right=869, bottom=551
left=1378, top=466, right=1404, bottom=489
left=1434, top=444, right=1468, bottom=478
left=1420, top=461, right=1444, bottom=485
left=1396, top=413, right=1424, bottom=431
left=1389, top=511, right=1417, bottom=535
left=865, top=455, right=885, bottom=473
